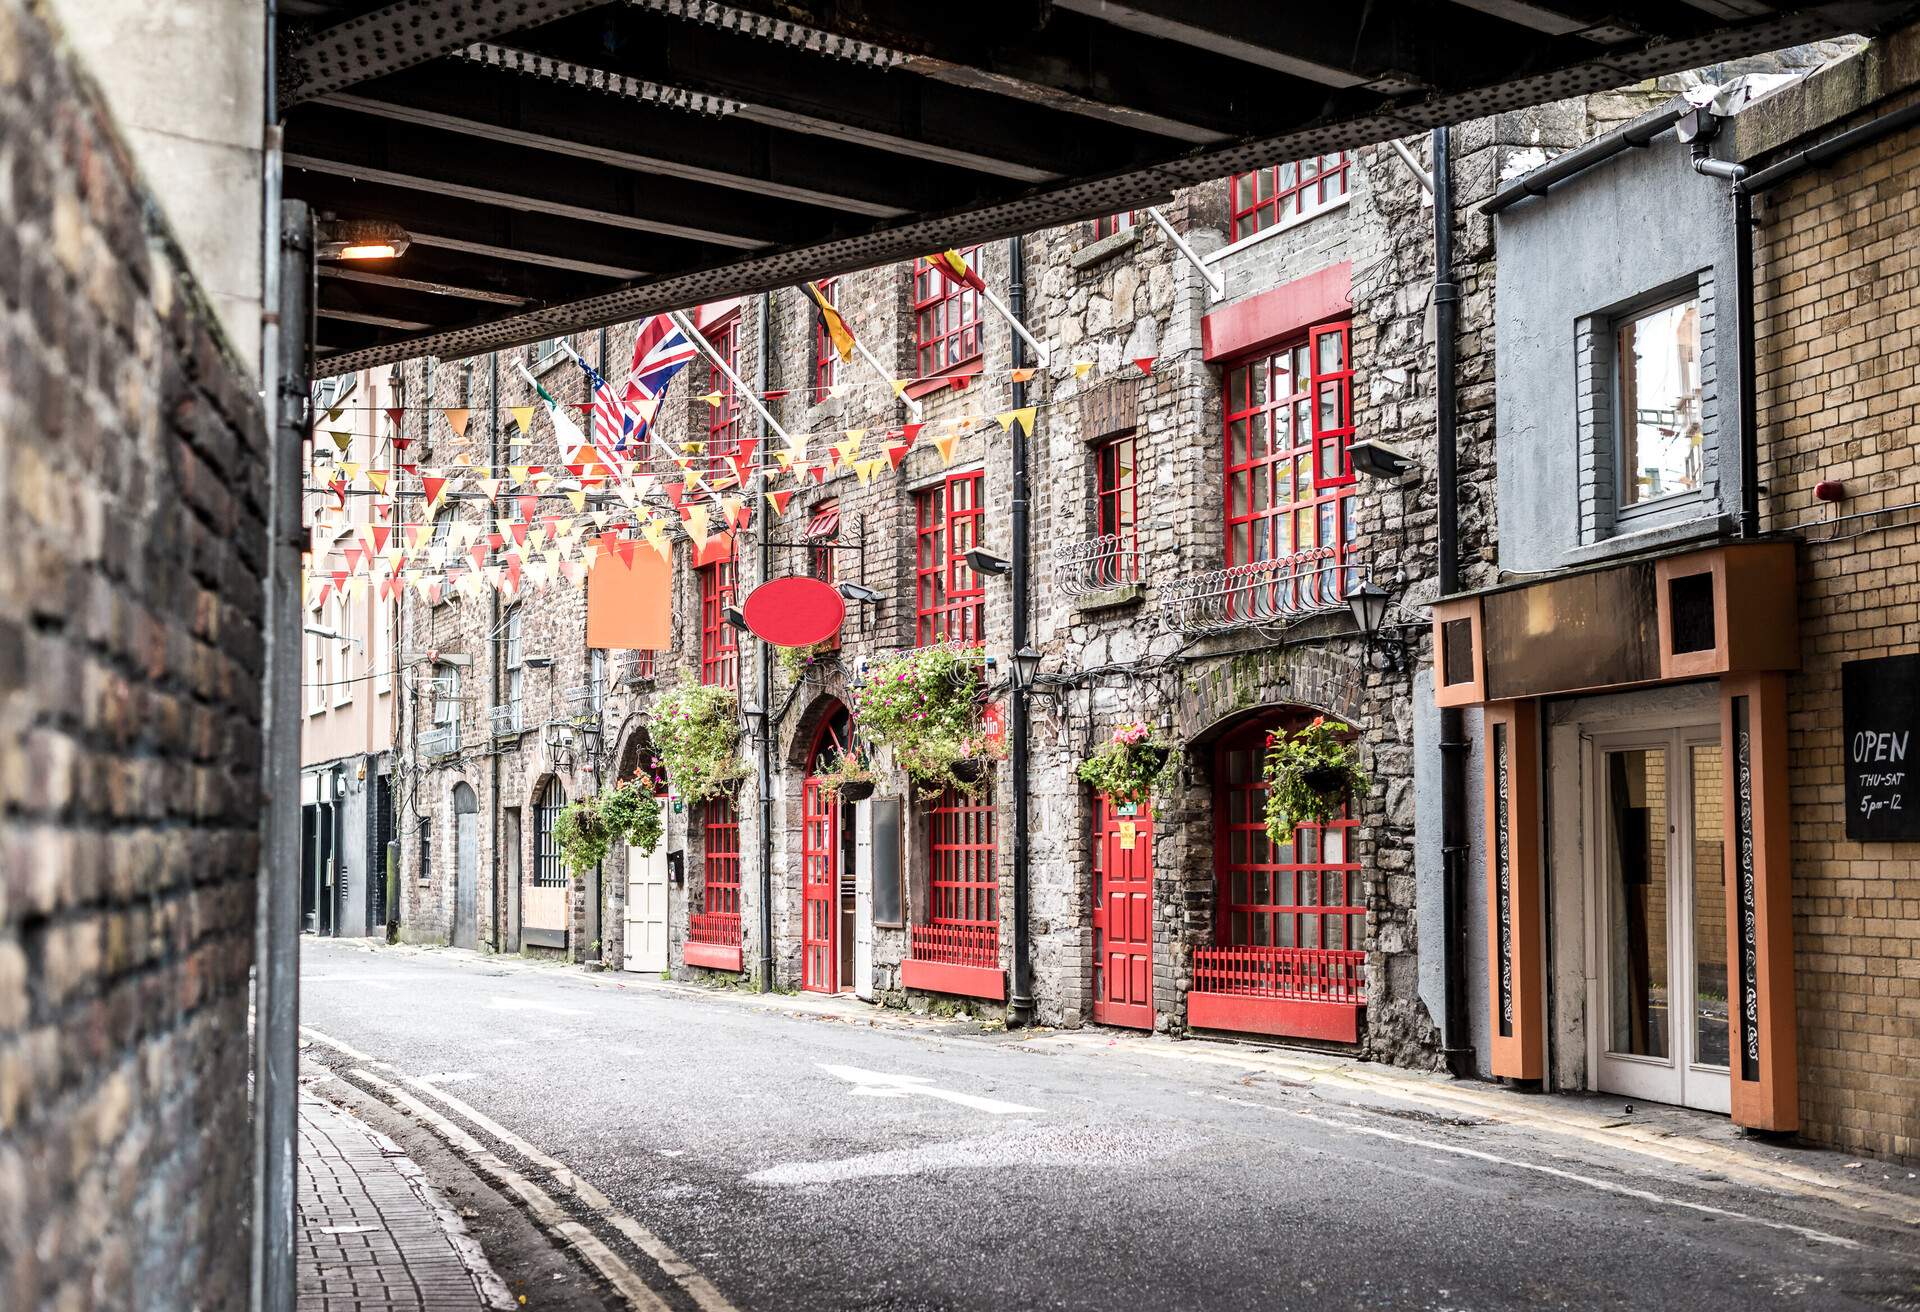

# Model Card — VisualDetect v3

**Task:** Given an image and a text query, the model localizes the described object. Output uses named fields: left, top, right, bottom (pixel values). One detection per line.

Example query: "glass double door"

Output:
left=1592, top=729, right=1731, bottom=1114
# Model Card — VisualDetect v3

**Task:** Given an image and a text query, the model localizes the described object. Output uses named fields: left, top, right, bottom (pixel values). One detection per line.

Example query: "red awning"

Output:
left=804, top=502, right=841, bottom=542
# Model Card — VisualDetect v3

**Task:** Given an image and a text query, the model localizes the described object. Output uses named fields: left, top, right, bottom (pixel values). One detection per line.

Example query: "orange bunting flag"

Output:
left=443, top=408, right=471, bottom=439
left=932, top=432, right=961, bottom=466
left=1010, top=367, right=1036, bottom=384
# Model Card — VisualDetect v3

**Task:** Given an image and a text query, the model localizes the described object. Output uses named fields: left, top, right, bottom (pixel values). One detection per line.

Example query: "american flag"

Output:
left=571, top=350, right=628, bottom=474
left=619, top=314, right=698, bottom=464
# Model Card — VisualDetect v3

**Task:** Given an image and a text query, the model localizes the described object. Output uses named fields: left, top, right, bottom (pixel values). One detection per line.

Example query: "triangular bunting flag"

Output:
left=1133, top=356, right=1156, bottom=374
left=766, top=489, right=795, bottom=516
left=443, top=408, right=471, bottom=439
left=510, top=406, right=536, bottom=435
left=932, top=433, right=961, bottom=466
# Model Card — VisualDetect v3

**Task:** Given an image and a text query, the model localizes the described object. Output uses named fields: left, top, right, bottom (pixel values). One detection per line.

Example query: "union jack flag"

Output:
left=619, top=314, right=698, bottom=461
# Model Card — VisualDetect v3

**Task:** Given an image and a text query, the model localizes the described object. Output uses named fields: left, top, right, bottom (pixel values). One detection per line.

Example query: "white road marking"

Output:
left=1206, top=1092, right=1862, bottom=1250
left=485, top=996, right=589, bottom=1015
left=820, top=1063, right=1042, bottom=1114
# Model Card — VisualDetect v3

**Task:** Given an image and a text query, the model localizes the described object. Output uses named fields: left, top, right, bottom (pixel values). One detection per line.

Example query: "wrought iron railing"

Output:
left=564, top=684, right=600, bottom=720
left=1160, top=549, right=1348, bottom=635
left=619, top=650, right=656, bottom=684
left=687, top=911, right=741, bottom=947
left=417, top=724, right=459, bottom=758
left=1192, top=946, right=1366, bottom=1004
left=1054, top=533, right=1141, bottom=599
left=908, top=922, right=1000, bottom=970
left=490, top=703, right=525, bottom=737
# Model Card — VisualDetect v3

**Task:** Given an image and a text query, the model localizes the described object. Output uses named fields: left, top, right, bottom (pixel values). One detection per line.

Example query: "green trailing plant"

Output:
left=814, top=745, right=878, bottom=801
left=600, top=772, right=665, bottom=856
left=1076, top=722, right=1176, bottom=808
left=778, top=639, right=836, bottom=681
left=552, top=794, right=611, bottom=874
left=1262, top=717, right=1369, bottom=841
left=653, top=680, right=748, bottom=803
left=852, top=643, right=1001, bottom=795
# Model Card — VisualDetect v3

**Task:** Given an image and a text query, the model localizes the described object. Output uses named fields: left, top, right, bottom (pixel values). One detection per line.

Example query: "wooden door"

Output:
left=624, top=841, right=669, bottom=973
left=1093, top=795, right=1154, bottom=1029
left=801, top=776, right=837, bottom=993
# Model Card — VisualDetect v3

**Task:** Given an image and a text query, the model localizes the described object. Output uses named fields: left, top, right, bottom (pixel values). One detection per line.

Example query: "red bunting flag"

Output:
left=1133, top=356, right=1157, bottom=374
left=384, top=407, right=406, bottom=430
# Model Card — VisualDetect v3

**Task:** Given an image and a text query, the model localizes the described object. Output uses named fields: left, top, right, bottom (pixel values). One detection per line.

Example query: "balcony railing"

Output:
left=490, top=703, right=525, bottom=737
left=565, top=684, right=601, bottom=720
left=1160, top=549, right=1348, bottom=636
left=908, top=921, right=1000, bottom=970
left=1192, top=946, right=1366, bottom=1004
left=1054, top=533, right=1141, bottom=599
left=687, top=910, right=741, bottom=947
left=619, top=651, right=656, bottom=684
left=417, top=723, right=459, bottom=758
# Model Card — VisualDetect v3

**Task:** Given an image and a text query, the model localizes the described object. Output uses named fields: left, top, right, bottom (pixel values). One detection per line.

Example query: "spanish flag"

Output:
left=806, top=281, right=856, bottom=365
left=925, top=248, right=987, bottom=294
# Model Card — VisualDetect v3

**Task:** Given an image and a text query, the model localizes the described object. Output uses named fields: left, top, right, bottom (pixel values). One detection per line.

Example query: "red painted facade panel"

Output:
left=900, top=958, right=1006, bottom=1001
left=1187, top=994, right=1361, bottom=1044
left=1201, top=262, right=1352, bottom=362
left=684, top=942, right=744, bottom=972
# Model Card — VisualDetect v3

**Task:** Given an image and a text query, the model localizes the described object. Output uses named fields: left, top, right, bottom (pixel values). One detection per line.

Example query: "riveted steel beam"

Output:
left=282, top=0, right=607, bottom=104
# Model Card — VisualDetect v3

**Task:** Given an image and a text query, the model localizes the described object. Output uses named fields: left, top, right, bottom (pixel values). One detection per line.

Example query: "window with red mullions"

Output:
left=812, top=278, right=838, bottom=396
left=699, top=560, right=738, bottom=688
left=806, top=499, right=841, bottom=651
left=1223, top=323, right=1356, bottom=606
left=1094, top=212, right=1135, bottom=240
left=1230, top=154, right=1350, bottom=242
left=706, top=313, right=743, bottom=475
left=913, top=248, right=983, bottom=378
left=1096, top=434, right=1140, bottom=584
left=914, top=472, right=985, bottom=646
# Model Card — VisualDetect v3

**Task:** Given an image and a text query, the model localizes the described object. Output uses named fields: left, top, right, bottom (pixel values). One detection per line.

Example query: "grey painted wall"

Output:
left=1414, top=670, right=1490, bottom=1077
left=1493, top=126, right=1744, bottom=575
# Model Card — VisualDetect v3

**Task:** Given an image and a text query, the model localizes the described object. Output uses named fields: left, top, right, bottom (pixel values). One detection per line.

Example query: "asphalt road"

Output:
left=299, top=939, right=1920, bottom=1312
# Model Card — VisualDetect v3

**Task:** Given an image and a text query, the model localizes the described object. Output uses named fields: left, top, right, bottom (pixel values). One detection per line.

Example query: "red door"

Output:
left=801, top=776, right=837, bottom=993
left=1093, top=795, right=1154, bottom=1028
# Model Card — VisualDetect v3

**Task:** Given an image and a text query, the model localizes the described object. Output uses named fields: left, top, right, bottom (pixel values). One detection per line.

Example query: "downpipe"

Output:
left=1433, top=126, right=1475, bottom=1079
left=756, top=293, right=776, bottom=994
left=1007, top=237, right=1034, bottom=1025
left=1690, top=132, right=1759, bottom=539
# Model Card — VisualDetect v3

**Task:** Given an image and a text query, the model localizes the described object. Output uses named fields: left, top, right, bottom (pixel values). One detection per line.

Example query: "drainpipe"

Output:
left=1690, top=128, right=1759, bottom=538
left=755, top=292, right=775, bottom=994
left=1007, top=237, right=1034, bottom=1025
left=489, top=351, right=502, bottom=950
left=1433, top=127, right=1474, bottom=1078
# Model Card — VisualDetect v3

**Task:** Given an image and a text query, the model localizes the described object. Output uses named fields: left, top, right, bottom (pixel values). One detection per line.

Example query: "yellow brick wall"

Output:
left=1754, top=104, right=1920, bottom=1162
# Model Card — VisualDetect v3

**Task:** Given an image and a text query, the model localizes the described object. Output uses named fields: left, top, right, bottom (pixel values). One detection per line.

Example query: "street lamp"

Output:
left=1008, top=647, right=1044, bottom=693
left=965, top=548, right=1012, bottom=577
left=316, top=219, right=411, bottom=261
left=1348, top=577, right=1408, bottom=672
left=740, top=701, right=767, bottom=739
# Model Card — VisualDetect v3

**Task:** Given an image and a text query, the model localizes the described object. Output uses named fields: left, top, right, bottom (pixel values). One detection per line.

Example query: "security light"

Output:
left=316, top=219, right=412, bottom=261
left=723, top=605, right=750, bottom=632
left=523, top=655, right=555, bottom=670
left=838, top=582, right=885, bottom=605
left=1348, top=438, right=1413, bottom=480
left=966, top=548, right=1012, bottom=576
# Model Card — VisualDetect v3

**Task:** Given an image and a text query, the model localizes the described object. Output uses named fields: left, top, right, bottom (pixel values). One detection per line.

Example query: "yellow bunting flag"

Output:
left=681, top=504, right=710, bottom=548
left=996, top=406, right=1037, bottom=437
left=698, top=392, right=725, bottom=409
left=566, top=490, right=587, bottom=514
left=508, top=465, right=531, bottom=485
left=338, top=462, right=362, bottom=484
left=331, top=430, right=352, bottom=452
left=1073, top=360, right=1094, bottom=379
left=510, top=406, right=536, bottom=436
left=365, top=470, right=389, bottom=495
left=766, top=489, right=795, bottom=516
left=932, top=432, right=961, bottom=466
left=855, top=457, right=885, bottom=487
left=890, top=378, right=910, bottom=399
left=643, top=518, right=672, bottom=562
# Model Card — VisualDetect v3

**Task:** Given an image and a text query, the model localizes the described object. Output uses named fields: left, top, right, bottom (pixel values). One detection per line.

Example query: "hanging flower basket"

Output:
left=1076, top=722, right=1177, bottom=808
left=850, top=643, right=1002, bottom=796
left=816, top=745, right=878, bottom=802
left=652, top=681, right=749, bottom=804
left=835, top=778, right=875, bottom=802
left=552, top=770, right=667, bottom=873
left=1263, top=717, right=1369, bottom=842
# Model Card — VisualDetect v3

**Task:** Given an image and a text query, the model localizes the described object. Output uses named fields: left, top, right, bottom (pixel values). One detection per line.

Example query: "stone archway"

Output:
left=1178, top=644, right=1367, bottom=752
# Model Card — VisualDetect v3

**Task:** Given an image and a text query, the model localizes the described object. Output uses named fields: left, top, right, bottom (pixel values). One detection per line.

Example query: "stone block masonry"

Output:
left=0, top=0, right=267, bottom=1306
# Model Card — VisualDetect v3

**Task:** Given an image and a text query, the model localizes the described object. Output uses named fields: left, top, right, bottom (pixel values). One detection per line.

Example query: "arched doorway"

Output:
left=617, top=734, right=670, bottom=975
left=1189, top=710, right=1366, bottom=1042
left=451, top=782, right=478, bottom=950
left=801, top=704, right=856, bottom=993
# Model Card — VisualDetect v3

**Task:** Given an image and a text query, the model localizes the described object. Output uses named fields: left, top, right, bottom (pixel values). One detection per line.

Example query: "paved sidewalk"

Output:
left=298, top=1090, right=514, bottom=1312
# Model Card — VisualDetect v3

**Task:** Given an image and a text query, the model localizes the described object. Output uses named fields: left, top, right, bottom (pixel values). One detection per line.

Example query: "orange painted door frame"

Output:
left=1720, top=672, right=1799, bottom=1132
left=1485, top=699, right=1545, bottom=1080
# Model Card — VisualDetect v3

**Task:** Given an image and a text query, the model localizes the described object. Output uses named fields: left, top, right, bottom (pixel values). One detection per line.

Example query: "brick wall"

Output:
left=0, top=0, right=263, bottom=1303
left=1754, top=101, right=1920, bottom=1161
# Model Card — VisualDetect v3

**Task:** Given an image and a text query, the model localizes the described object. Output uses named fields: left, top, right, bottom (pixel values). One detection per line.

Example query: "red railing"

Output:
left=1192, top=946, right=1365, bottom=1004
left=687, top=911, right=741, bottom=947
left=909, top=922, right=999, bottom=970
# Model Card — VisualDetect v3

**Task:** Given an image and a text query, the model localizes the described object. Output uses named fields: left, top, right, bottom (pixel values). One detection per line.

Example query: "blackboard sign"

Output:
left=871, top=798, right=903, bottom=926
left=1843, top=654, right=1920, bottom=841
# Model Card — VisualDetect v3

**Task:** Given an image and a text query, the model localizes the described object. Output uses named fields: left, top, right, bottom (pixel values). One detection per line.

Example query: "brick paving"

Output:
left=298, top=1092, right=511, bottom=1311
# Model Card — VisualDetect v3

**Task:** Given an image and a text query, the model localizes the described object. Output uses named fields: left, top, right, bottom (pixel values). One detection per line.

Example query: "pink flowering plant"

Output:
left=652, top=680, right=748, bottom=803
left=1076, top=721, right=1176, bottom=807
left=851, top=644, right=1000, bottom=795
left=1262, top=716, right=1368, bottom=841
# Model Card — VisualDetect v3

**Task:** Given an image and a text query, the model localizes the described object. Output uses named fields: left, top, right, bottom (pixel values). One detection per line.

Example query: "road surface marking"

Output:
left=300, top=1025, right=394, bottom=1068
left=1207, top=1092, right=1862, bottom=1250
left=348, top=1068, right=672, bottom=1312
left=485, top=996, right=589, bottom=1015
left=820, top=1063, right=1042, bottom=1114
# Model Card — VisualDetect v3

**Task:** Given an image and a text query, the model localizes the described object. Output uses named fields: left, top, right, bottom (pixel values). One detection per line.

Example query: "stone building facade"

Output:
left=0, top=0, right=267, bottom=1304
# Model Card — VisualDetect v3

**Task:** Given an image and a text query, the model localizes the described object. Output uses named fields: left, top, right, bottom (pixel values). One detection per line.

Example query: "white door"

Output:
left=1591, top=728, right=1731, bottom=1114
left=853, top=801, right=874, bottom=1000
left=624, top=842, right=670, bottom=973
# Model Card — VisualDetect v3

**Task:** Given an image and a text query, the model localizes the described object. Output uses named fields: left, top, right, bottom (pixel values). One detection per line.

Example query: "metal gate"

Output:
left=1093, top=795, right=1154, bottom=1029
left=802, top=776, right=837, bottom=993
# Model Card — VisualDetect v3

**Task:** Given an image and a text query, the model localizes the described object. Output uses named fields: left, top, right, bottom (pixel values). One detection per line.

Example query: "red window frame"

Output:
left=1093, top=212, right=1135, bottom=240
left=627, top=648, right=655, bottom=681
left=812, top=277, right=838, bottom=396
left=913, top=472, right=986, bottom=647
left=909, top=786, right=998, bottom=968
left=1230, top=154, right=1351, bottom=242
left=1095, top=434, right=1140, bottom=585
left=912, top=247, right=983, bottom=378
left=1223, top=323, right=1356, bottom=609
left=807, top=499, right=841, bottom=651
left=705, top=312, right=743, bottom=476
left=699, top=560, right=739, bottom=689
left=1197, top=714, right=1364, bottom=1004
left=689, top=797, right=741, bottom=945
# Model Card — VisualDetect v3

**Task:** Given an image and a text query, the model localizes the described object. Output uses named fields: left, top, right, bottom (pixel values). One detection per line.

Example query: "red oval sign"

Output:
left=742, top=575, right=846, bottom=647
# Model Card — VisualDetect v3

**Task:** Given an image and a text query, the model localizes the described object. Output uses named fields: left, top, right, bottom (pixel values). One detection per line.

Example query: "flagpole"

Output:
left=669, top=308, right=799, bottom=481
left=1144, top=207, right=1225, bottom=300
left=976, top=283, right=1050, bottom=366
left=853, top=334, right=922, bottom=420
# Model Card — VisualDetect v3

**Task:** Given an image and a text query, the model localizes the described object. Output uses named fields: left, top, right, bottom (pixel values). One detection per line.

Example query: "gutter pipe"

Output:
left=1007, top=237, right=1034, bottom=1025
left=756, top=293, right=775, bottom=994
